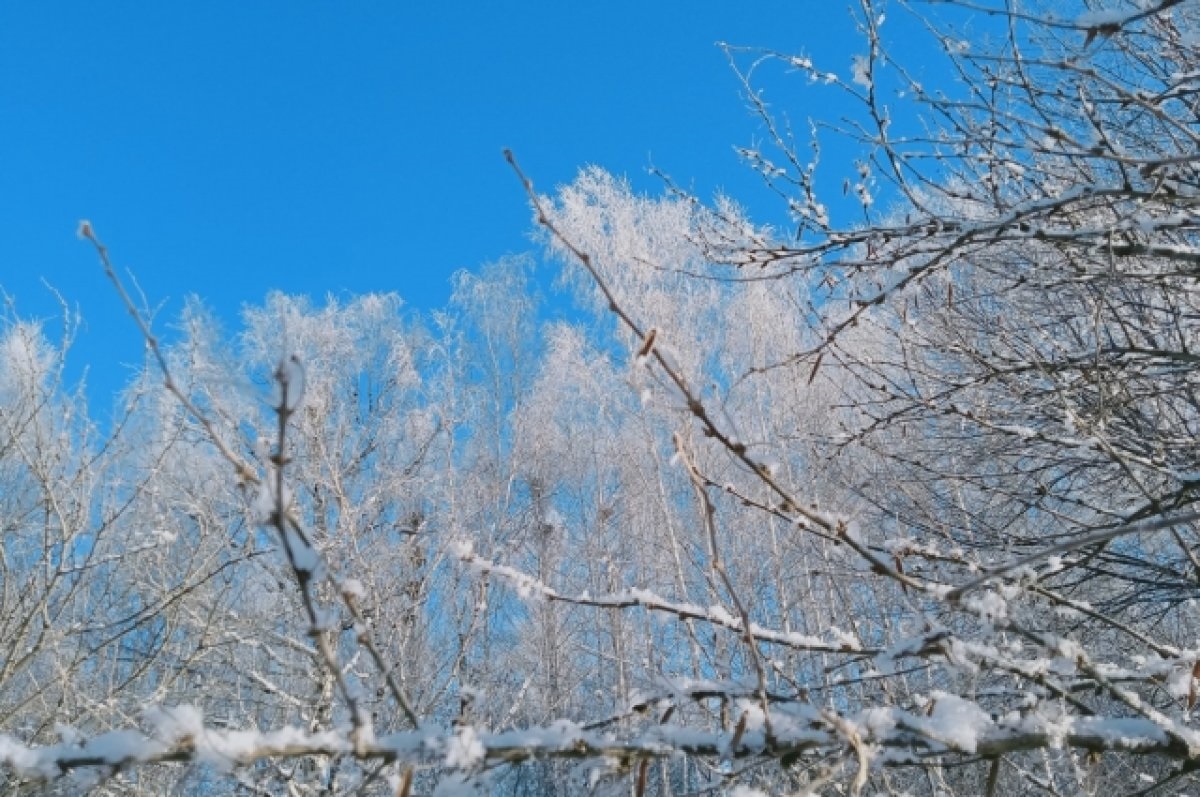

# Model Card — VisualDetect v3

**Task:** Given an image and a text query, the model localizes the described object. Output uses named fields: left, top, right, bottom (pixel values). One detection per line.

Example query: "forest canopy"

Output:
left=2, top=1, right=1199, bottom=794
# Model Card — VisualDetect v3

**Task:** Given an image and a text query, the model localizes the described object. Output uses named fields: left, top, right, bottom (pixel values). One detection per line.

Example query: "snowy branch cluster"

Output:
left=2, top=0, right=1199, bottom=794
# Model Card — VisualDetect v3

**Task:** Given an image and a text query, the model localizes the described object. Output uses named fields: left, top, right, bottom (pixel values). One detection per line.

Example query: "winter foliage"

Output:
left=3, top=0, right=1200, bottom=793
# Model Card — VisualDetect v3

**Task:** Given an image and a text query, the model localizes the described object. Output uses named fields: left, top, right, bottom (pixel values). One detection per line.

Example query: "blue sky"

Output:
left=1, top=2, right=961, bottom=407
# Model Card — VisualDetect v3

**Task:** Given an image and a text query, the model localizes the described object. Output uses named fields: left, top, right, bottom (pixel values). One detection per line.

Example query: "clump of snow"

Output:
left=54, top=724, right=82, bottom=747
left=0, top=735, right=56, bottom=779
left=1166, top=661, right=1197, bottom=700
left=1074, top=716, right=1170, bottom=750
left=732, top=787, right=770, bottom=797
left=964, top=590, right=1007, bottom=627
left=284, top=525, right=320, bottom=575
left=145, top=704, right=204, bottom=742
left=195, top=726, right=348, bottom=772
left=82, top=730, right=167, bottom=766
left=251, top=477, right=293, bottom=525
left=851, top=55, right=870, bottom=88
left=280, top=353, right=306, bottom=412
left=860, top=707, right=897, bottom=737
left=828, top=626, right=860, bottom=650
left=351, top=712, right=376, bottom=752
left=854, top=182, right=874, bottom=207
left=920, top=692, right=993, bottom=753
left=444, top=725, right=485, bottom=769
left=707, top=604, right=738, bottom=627
left=945, top=639, right=981, bottom=675
left=1056, top=637, right=1084, bottom=661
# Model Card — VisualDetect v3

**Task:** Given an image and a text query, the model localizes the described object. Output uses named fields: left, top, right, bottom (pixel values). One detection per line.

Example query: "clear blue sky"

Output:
left=0, top=2, right=965, bottom=407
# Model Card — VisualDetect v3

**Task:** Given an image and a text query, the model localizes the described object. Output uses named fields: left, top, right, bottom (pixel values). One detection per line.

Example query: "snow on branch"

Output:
left=454, top=541, right=875, bottom=656
left=2, top=703, right=1190, bottom=786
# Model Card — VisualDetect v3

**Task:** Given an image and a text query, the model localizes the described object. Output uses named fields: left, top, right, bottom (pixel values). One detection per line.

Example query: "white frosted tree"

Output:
left=2, top=0, right=1199, bottom=795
